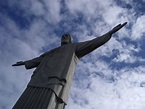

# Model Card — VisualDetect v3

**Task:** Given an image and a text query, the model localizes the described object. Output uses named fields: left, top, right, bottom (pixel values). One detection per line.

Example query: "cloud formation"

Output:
left=0, top=0, right=145, bottom=109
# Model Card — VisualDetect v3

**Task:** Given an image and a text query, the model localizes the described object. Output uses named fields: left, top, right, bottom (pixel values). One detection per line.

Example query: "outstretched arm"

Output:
left=12, top=48, right=54, bottom=69
left=76, top=22, right=127, bottom=58
left=12, top=54, right=45, bottom=69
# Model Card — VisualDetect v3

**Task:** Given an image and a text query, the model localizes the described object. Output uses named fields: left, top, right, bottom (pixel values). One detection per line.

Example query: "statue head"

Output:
left=61, top=33, right=73, bottom=45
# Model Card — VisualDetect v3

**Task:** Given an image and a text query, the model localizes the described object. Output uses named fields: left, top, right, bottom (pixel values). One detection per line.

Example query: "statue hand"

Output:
left=109, top=22, right=127, bottom=34
left=12, top=61, right=25, bottom=66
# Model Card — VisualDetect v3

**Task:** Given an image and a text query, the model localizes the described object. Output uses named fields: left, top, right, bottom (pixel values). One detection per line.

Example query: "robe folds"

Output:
left=13, top=32, right=112, bottom=109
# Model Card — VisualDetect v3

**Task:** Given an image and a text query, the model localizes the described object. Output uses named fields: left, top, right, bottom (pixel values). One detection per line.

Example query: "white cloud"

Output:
left=131, top=15, right=145, bottom=40
left=30, top=1, right=46, bottom=16
left=7, top=0, right=62, bottom=24
left=65, top=0, right=113, bottom=15
left=103, top=5, right=125, bottom=25
left=43, top=0, right=62, bottom=23
left=67, top=65, right=145, bottom=109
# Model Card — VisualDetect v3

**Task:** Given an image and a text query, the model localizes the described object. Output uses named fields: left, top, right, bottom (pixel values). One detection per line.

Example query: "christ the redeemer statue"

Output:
left=12, top=22, right=127, bottom=109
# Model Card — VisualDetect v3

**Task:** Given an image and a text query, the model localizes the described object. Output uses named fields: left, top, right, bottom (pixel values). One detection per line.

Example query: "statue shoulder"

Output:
left=41, top=48, right=58, bottom=56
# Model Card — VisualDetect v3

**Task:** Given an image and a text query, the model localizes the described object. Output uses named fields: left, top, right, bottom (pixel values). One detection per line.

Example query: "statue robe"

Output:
left=13, top=32, right=112, bottom=109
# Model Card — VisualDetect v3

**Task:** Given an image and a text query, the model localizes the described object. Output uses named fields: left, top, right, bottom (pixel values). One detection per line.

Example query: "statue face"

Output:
left=61, top=34, right=73, bottom=45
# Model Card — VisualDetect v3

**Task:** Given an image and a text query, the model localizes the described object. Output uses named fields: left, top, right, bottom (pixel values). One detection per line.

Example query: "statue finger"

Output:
left=12, top=64, right=18, bottom=66
left=118, top=22, right=127, bottom=30
left=121, top=22, right=127, bottom=27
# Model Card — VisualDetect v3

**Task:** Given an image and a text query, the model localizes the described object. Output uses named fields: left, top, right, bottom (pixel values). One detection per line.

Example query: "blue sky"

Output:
left=0, top=0, right=145, bottom=109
